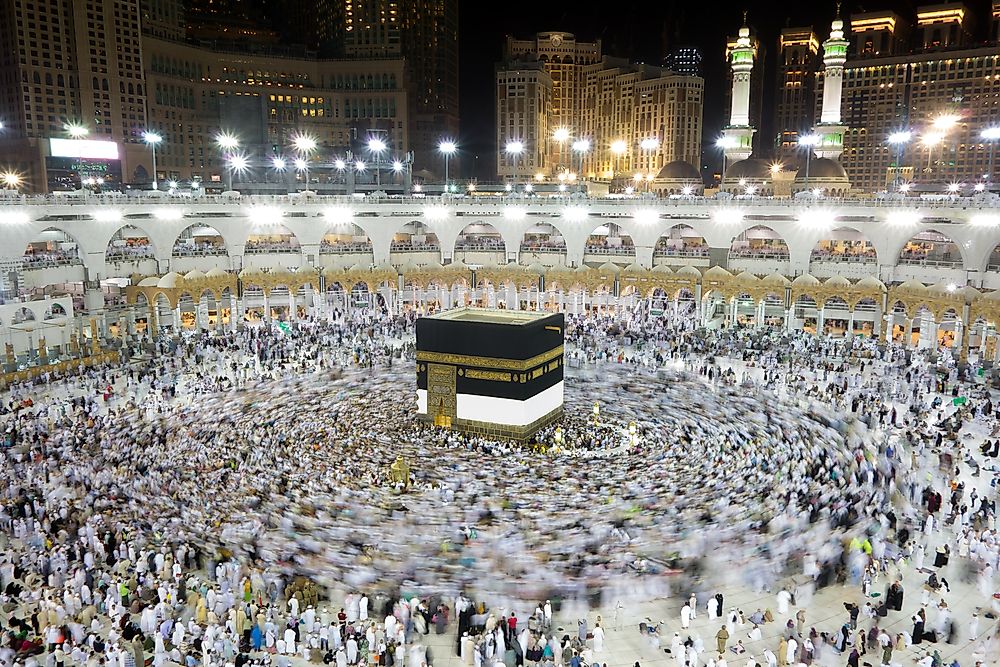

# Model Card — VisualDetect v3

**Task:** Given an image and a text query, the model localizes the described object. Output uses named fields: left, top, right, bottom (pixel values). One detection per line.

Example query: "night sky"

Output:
left=457, top=0, right=994, bottom=179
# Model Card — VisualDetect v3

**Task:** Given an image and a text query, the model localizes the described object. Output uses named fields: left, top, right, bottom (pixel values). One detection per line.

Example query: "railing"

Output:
left=455, top=242, right=505, bottom=251
left=172, top=247, right=228, bottom=257
left=896, top=256, right=962, bottom=267
left=243, top=245, right=302, bottom=255
left=520, top=244, right=567, bottom=252
left=22, top=256, right=83, bottom=269
left=584, top=245, right=636, bottom=255
left=319, top=243, right=373, bottom=254
left=653, top=248, right=710, bottom=258
left=809, top=254, right=877, bottom=264
left=106, top=249, right=156, bottom=261
left=390, top=243, right=440, bottom=252
left=728, top=250, right=790, bottom=260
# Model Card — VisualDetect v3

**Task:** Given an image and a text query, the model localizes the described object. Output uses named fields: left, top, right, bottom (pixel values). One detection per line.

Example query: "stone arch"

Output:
left=520, top=221, right=568, bottom=253
left=729, top=225, right=789, bottom=261
left=106, top=224, right=156, bottom=262
left=173, top=224, right=229, bottom=257
left=391, top=220, right=440, bottom=252
left=895, top=229, right=963, bottom=267
left=454, top=221, right=505, bottom=254
left=43, top=302, right=67, bottom=320
left=321, top=222, right=373, bottom=255
left=12, top=306, right=34, bottom=323
left=24, top=226, right=83, bottom=268
left=583, top=221, right=635, bottom=261
left=654, top=224, right=709, bottom=260
left=810, top=226, right=878, bottom=264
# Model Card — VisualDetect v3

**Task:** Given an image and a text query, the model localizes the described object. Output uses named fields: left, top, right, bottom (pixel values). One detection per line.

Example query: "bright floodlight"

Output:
left=812, top=188, right=822, bottom=197
left=572, top=139, right=591, bottom=152
left=975, top=183, right=986, bottom=192
left=682, top=185, right=694, bottom=196
left=921, top=133, right=944, bottom=147
left=982, top=128, right=1000, bottom=141
left=932, top=114, right=960, bottom=131
left=624, top=186, right=634, bottom=195
left=888, top=130, right=912, bottom=145
left=271, top=157, right=287, bottom=170
left=524, top=183, right=533, bottom=192
left=294, top=158, right=307, bottom=171
left=142, top=131, right=162, bottom=145
left=745, top=185, right=757, bottom=195
left=553, top=128, right=570, bottom=142
left=640, top=138, right=659, bottom=151
left=610, top=140, right=627, bottom=155
left=227, top=154, right=249, bottom=172
left=168, top=180, right=178, bottom=189
left=216, top=133, right=239, bottom=150
left=798, top=134, right=820, bottom=147
left=368, top=138, right=387, bottom=153
left=334, top=159, right=346, bottom=170
left=899, top=182, right=912, bottom=193
left=392, top=160, right=404, bottom=172
left=770, top=163, right=782, bottom=174
left=292, top=135, right=317, bottom=152
left=2, top=172, right=20, bottom=187
left=948, top=182, right=961, bottom=193
left=505, top=140, right=524, bottom=155
left=716, top=136, right=737, bottom=149
left=633, top=173, right=643, bottom=182
left=355, top=161, right=366, bottom=171
left=66, top=123, right=89, bottom=138
left=438, top=141, right=457, bottom=155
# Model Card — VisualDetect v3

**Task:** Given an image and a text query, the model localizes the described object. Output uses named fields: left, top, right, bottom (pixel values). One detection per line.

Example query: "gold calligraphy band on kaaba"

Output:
left=545, top=326, right=561, bottom=333
left=415, top=345, right=564, bottom=371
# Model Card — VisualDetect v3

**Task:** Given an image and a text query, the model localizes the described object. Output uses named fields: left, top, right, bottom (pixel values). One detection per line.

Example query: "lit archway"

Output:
left=173, top=224, right=228, bottom=257
left=321, top=223, right=373, bottom=255
left=246, top=225, right=301, bottom=255
left=24, top=228, right=81, bottom=268
left=106, top=225, right=155, bottom=263
left=392, top=221, right=440, bottom=253
left=810, top=228, right=877, bottom=264
left=897, top=230, right=962, bottom=267
left=454, top=222, right=504, bottom=252
left=729, top=226, right=789, bottom=261
left=655, top=225, right=708, bottom=260
left=584, top=222, right=635, bottom=262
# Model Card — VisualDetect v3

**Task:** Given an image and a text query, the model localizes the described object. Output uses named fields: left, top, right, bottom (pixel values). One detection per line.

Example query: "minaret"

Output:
left=815, top=5, right=849, bottom=160
left=720, top=13, right=756, bottom=171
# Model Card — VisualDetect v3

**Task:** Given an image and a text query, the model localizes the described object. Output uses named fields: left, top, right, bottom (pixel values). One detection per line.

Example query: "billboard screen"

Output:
left=49, top=138, right=120, bottom=160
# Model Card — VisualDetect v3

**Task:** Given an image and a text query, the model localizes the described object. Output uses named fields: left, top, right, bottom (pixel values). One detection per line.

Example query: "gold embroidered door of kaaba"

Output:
left=427, top=363, right=456, bottom=427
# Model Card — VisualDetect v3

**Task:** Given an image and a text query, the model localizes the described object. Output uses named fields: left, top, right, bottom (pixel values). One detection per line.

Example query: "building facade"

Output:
left=774, top=28, right=819, bottom=163
left=143, top=36, right=408, bottom=185
left=0, top=0, right=150, bottom=191
left=498, top=34, right=703, bottom=183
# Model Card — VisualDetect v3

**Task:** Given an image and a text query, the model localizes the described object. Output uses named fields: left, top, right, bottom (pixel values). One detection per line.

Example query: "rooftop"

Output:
left=428, top=307, right=550, bottom=325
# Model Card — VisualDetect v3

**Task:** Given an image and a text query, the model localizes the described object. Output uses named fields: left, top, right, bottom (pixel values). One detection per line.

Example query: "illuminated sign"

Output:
left=49, top=138, right=120, bottom=160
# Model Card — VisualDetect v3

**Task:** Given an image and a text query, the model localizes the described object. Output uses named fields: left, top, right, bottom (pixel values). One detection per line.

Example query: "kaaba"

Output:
left=416, top=308, right=564, bottom=441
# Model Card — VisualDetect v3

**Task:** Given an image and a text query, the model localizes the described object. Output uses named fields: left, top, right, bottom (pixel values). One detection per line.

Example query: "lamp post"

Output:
left=2, top=172, right=20, bottom=190
left=294, top=158, right=308, bottom=189
left=798, top=134, right=820, bottom=193
left=226, top=154, right=249, bottom=190
left=65, top=123, right=89, bottom=139
left=983, top=127, right=1000, bottom=189
left=271, top=156, right=287, bottom=186
left=292, top=135, right=317, bottom=189
left=215, top=133, right=240, bottom=190
left=368, top=137, right=387, bottom=187
left=505, top=140, right=524, bottom=191
left=921, top=133, right=944, bottom=178
left=610, top=140, right=627, bottom=181
left=640, top=137, right=659, bottom=176
left=553, top=128, right=570, bottom=176
left=142, top=131, right=163, bottom=190
left=438, top=140, right=456, bottom=194
left=571, top=139, right=590, bottom=189
left=887, top=130, right=912, bottom=191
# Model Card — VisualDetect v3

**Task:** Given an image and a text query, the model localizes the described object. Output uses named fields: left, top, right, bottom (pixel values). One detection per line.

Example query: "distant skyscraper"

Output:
left=664, top=47, right=704, bottom=78
left=773, top=28, right=819, bottom=163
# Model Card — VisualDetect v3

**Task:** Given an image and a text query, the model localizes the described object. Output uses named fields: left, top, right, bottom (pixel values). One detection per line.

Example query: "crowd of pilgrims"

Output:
left=0, top=306, right=999, bottom=667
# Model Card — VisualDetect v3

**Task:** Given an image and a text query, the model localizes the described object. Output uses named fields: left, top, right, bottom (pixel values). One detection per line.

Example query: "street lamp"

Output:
left=610, top=140, right=627, bottom=179
left=639, top=138, right=659, bottom=174
left=142, top=131, right=162, bottom=190
left=291, top=135, right=317, bottom=188
left=65, top=123, right=88, bottom=138
left=272, top=157, right=287, bottom=171
left=553, top=128, right=570, bottom=174
left=225, top=153, right=249, bottom=190
left=438, top=140, right=457, bottom=193
left=215, top=133, right=240, bottom=189
left=982, top=127, right=1000, bottom=188
left=571, top=139, right=590, bottom=185
left=2, top=172, right=20, bottom=190
left=505, top=140, right=524, bottom=189
left=368, top=137, right=387, bottom=187
left=887, top=130, right=912, bottom=191
left=921, top=132, right=945, bottom=176
left=798, top=134, right=820, bottom=192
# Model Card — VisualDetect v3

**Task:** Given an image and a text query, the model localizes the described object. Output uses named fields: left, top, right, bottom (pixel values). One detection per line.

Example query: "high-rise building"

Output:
left=495, top=62, right=551, bottom=178
left=850, top=10, right=908, bottom=57
left=329, top=0, right=459, bottom=173
left=182, top=0, right=281, bottom=43
left=774, top=28, right=819, bottom=163
left=141, top=0, right=185, bottom=41
left=664, top=47, right=704, bottom=78
left=993, top=1, right=1000, bottom=44
left=0, top=0, right=149, bottom=191
left=496, top=35, right=703, bottom=182
left=503, top=32, right=602, bottom=148
left=143, top=36, right=408, bottom=184
left=915, top=3, right=972, bottom=50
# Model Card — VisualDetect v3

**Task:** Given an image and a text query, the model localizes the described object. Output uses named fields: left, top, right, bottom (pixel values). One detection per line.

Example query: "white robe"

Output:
left=708, top=599, right=719, bottom=620
left=681, top=605, right=692, bottom=629
left=284, top=628, right=296, bottom=655
left=776, top=591, right=790, bottom=615
left=592, top=627, right=605, bottom=653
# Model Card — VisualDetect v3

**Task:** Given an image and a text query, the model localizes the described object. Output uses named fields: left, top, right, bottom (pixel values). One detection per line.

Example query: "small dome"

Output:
left=985, top=290, right=1000, bottom=301
left=137, top=276, right=159, bottom=287
left=795, top=158, right=848, bottom=181
left=735, top=271, right=759, bottom=284
left=762, top=272, right=790, bottom=287
left=622, top=263, right=645, bottom=273
left=349, top=262, right=369, bottom=272
left=791, top=273, right=820, bottom=286
left=675, top=265, right=701, bottom=277
left=824, top=275, right=851, bottom=287
left=525, top=263, right=546, bottom=274
left=703, top=266, right=732, bottom=280
left=928, top=280, right=953, bottom=294
left=856, top=276, right=885, bottom=290
left=656, top=160, right=701, bottom=181
left=723, top=159, right=771, bottom=181
left=156, top=271, right=181, bottom=289
left=204, top=268, right=227, bottom=278
left=184, top=269, right=205, bottom=280
left=898, top=279, right=927, bottom=291
left=598, top=261, right=620, bottom=274
left=397, top=261, right=420, bottom=274
left=651, top=264, right=674, bottom=274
